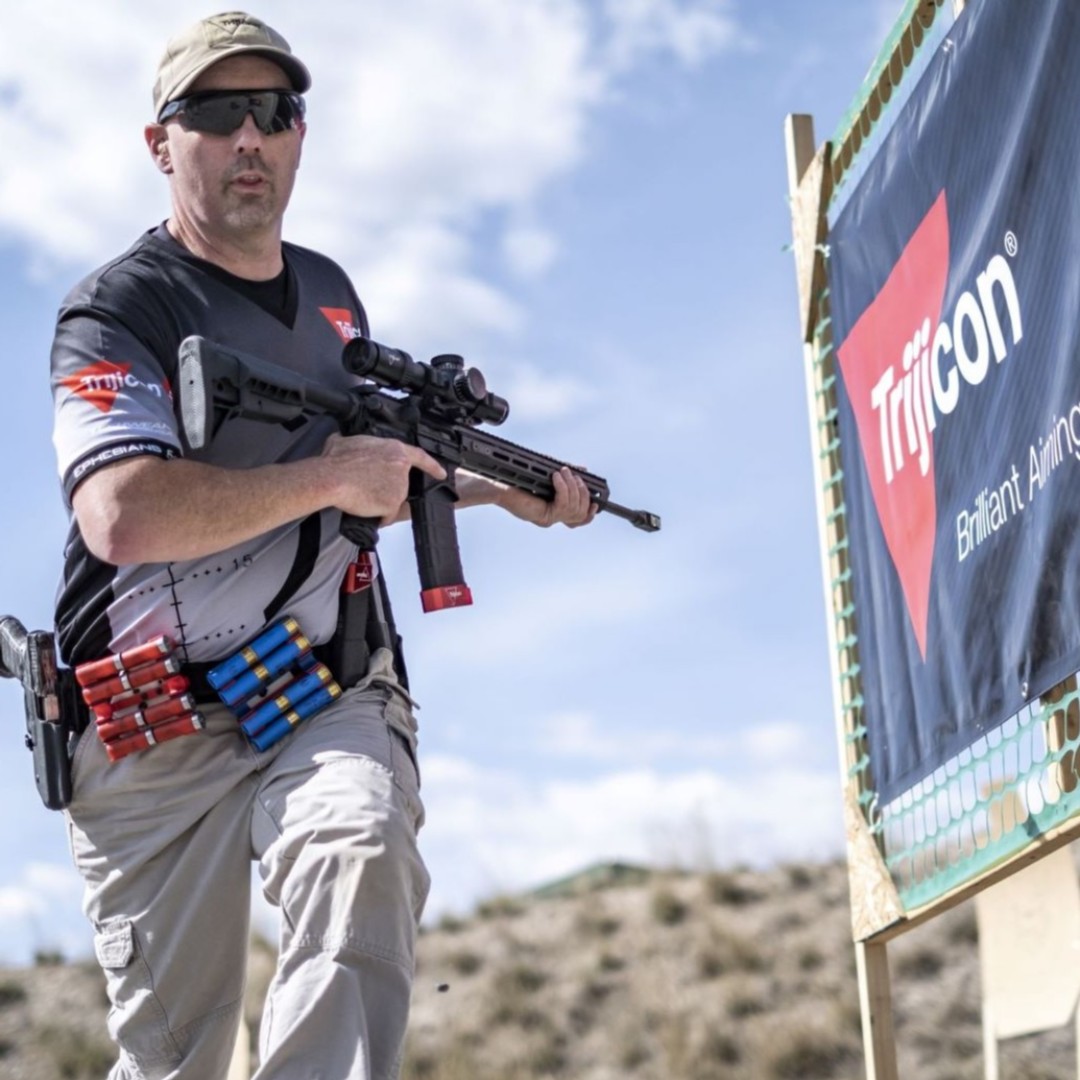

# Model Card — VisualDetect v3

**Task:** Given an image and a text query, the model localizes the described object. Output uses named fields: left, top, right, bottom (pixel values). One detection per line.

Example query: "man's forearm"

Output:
left=73, top=455, right=339, bottom=565
left=451, top=470, right=506, bottom=510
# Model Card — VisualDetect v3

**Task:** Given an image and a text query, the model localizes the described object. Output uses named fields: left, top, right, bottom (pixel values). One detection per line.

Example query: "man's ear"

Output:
left=144, top=124, right=173, bottom=175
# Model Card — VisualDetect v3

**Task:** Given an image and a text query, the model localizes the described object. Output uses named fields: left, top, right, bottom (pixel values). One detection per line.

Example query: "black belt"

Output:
left=181, top=662, right=220, bottom=706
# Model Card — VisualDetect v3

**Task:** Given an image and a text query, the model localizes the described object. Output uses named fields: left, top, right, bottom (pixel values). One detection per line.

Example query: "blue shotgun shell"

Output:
left=240, top=664, right=334, bottom=737
left=219, top=634, right=312, bottom=709
left=207, top=617, right=301, bottom=690
left=250, top=682, right=343, bottom=752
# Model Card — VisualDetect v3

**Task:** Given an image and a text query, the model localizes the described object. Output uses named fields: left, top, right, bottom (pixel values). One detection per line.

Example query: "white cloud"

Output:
left=741, top=719, right=813, bottom=760
left=0, top=862, right=88, bottom=964
left=0, top=887, right=41, bottom=922
left=533, top=711, right=827, bottom=770
left=0, top=861, right=82, bottom=919
left=603, top=0, right=748, bottom=71
left=418, top=754, right=845, bottom=917
left=405, top=542, right=679, bottom=667
left=499, top=363, right=597, bottom=422
left=501, top=224, right=561, bottom=280
left=539, top=709, right=731, bottom=762
left=0, top=0, right=746, bottom=340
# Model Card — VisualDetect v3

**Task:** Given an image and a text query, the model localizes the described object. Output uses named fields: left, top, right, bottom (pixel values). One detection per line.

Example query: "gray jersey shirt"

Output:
left=51, top=227, right=375, bottom=668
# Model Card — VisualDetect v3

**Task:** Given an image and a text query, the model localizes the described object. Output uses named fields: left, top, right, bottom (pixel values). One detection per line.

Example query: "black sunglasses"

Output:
left=158, top=89, right=306, bottom=136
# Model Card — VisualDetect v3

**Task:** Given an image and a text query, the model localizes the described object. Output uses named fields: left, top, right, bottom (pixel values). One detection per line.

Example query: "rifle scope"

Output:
left=342, top=338, right=510, bottom=426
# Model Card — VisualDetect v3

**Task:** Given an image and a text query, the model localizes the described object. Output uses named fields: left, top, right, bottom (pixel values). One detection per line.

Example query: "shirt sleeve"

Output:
left=51, top=300, right=183, bottom=506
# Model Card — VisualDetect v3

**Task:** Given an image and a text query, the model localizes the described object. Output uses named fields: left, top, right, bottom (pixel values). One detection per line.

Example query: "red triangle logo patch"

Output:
left=836, top=192, right=950, bottom=659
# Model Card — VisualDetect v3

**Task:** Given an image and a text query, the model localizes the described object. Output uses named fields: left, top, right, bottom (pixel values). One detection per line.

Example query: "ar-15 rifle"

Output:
left=0, top=617, right=83, bottom=809
left=178, top=335, right=660, bottom=611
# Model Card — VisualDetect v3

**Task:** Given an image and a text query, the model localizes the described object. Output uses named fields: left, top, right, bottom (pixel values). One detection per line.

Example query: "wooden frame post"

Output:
left=857, top=942, right=899, bottom=1080
left=788, top=1, right=1080, bottom=1075
left=785, top=111, right=901, bottom=1079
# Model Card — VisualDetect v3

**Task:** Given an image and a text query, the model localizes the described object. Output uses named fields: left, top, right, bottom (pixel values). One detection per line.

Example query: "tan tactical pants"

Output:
left=65, top=649, right=429, bottom=1080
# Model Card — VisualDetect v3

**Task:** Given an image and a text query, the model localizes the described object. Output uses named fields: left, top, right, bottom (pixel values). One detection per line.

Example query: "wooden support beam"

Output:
left=857, top=942, right=899, bottom=1080
left=784, top=115, right=831, bottom=343
left=786, top=109, right=901, bottom=1079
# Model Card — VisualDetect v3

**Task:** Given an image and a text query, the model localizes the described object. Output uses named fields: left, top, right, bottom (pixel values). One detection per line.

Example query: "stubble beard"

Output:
left=219, top=156, right=285, bottom=233
left=221, top=181, right=280, bottom=233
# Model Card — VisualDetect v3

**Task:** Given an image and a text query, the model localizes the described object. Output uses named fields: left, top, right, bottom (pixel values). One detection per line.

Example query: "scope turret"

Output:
left=342, top=338, right=509, bottom=425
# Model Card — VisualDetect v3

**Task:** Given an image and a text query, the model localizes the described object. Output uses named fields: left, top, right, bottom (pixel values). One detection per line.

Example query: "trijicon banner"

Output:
left=828, top=0, right=1080, bottom=801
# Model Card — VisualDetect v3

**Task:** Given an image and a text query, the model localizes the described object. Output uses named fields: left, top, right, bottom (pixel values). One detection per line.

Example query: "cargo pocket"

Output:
left=95, top=920, right=182, bottom=1078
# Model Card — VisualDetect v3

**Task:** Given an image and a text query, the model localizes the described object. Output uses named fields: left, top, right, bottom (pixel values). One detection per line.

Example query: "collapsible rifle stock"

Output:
left=177, top=335, right=661, bottom=611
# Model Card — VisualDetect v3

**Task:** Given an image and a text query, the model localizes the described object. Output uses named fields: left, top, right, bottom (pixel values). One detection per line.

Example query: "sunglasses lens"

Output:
left=171, top=92, right=304, bottom=135
left=265, top=93, right=305, bottom=133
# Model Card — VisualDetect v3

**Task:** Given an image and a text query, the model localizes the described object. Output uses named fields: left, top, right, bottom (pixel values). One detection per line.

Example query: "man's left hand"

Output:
left=497, top=466, right=599, bottom=528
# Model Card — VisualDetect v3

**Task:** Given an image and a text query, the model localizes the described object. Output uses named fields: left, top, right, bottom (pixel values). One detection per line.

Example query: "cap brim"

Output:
left=160, top=46, right=311, bottom=116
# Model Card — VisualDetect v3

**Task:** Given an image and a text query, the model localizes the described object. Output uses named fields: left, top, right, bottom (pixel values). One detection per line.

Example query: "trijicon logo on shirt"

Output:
left=62, top=359, right=172, bottom=414
left=319, top=307, right=365, bottom=343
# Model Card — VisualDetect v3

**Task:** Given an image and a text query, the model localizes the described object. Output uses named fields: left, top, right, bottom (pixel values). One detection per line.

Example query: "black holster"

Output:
left=1, top=618, right=86, bottom=811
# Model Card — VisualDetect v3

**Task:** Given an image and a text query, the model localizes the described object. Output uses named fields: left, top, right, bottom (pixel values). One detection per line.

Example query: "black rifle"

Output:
left=177, top=336, right=660, bottom=611
left=0, top=617, right=83, bottom=809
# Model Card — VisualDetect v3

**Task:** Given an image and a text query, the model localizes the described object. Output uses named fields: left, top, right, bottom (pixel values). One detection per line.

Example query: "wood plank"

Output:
left=787, top=108, right=901, bottom=1079
left=975, top=847, right=1080, bottom=1039
left=857, top=942, right=900, bottom=1080
left=846, top=786, right=906, bottom=940
left=786, top=129, right=832, bottom=343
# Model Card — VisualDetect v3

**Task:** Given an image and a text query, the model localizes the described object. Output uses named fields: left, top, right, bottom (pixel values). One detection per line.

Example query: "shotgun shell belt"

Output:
left=207, top=617, right=343, bottom=752
left=75, top=636, right=204, bottom=762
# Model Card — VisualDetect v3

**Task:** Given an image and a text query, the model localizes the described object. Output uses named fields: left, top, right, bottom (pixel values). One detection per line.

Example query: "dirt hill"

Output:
left=0, top=859, right=1074, bottom=1079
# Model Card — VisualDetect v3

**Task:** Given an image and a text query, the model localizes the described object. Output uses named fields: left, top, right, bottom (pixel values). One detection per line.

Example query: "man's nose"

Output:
left=232, top=112, right=265, bottom=152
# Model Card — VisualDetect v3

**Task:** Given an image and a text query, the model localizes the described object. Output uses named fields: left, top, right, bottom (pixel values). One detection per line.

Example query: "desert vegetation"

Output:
left=0, top=858, right=1077, bottom=1078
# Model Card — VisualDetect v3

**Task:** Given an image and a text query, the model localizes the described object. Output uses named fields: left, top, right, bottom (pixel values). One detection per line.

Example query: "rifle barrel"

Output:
left=600, top=501, right=662, bottom=533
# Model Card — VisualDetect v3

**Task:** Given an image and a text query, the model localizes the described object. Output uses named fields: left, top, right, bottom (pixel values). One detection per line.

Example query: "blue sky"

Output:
left=0, top=0, right=909, bottom=963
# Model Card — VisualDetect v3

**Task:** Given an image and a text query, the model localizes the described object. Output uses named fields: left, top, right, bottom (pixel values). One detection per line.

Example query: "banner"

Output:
left=828, top=0, right=1080, bottom=802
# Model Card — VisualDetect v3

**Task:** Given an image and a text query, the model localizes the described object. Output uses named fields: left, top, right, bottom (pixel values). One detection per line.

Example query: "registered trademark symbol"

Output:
left=1004, top=231, right=1018, bottom=257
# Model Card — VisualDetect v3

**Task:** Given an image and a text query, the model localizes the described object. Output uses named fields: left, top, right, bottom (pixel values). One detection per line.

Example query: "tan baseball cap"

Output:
left=152, top=12, right=312, bottom=119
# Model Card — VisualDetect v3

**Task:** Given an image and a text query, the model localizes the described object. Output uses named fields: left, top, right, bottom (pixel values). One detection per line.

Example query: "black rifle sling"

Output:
left=263, top=512, right=322, bottom=624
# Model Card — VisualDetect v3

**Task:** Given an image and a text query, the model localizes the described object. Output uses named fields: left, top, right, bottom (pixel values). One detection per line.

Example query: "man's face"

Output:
left=150, top=55, right=306, bottom=239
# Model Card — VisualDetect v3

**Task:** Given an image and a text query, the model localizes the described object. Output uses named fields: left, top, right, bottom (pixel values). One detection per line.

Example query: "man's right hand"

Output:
left=318, top=433, right=446, bottom=524
left=72, top=434, right=447, bottom=567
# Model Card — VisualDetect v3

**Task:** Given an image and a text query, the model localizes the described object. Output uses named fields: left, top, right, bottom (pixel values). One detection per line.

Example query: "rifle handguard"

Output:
left=175, top=335, right=661, bottom=613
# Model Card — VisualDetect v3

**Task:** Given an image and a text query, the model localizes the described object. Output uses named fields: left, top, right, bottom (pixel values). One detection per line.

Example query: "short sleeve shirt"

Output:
left=51, top=227, right=372, bottom=667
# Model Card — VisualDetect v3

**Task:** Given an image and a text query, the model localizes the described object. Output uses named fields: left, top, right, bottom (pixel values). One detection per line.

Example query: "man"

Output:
left=51, top=12, right=594, bottom=1079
